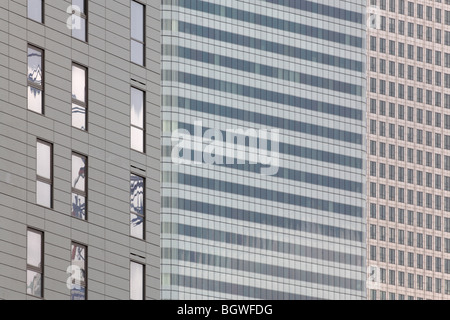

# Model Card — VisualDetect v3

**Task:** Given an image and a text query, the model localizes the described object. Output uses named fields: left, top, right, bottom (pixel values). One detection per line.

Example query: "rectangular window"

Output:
left=36, top=140, right=52, bottom=208
left=131, top=1, right=145, bottom=65
left=72, top=64, right=87, bottom=131
left=71, top=0, right=87, bottom=41
left=130, top=261, right=145, bottom=300
left=27, top=229, right=43, bottom=298
left=72, top=153, right=87, bottom=220
left=131, top=173, right=145, bottom=239
left=131, top=87, right=145, bottom=152
left=27, top=45, right=44, bottom=114
left=28, top=0, right=43, bottom=23
left=70, top=243, right=87, bottom=300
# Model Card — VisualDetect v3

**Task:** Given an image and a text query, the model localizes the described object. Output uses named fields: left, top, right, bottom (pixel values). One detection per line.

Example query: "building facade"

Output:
left=162, top=0, right=367, bottom=299
left=0, top=0, right=160, bottom=299
left=367, top=0, right=450, bottom=300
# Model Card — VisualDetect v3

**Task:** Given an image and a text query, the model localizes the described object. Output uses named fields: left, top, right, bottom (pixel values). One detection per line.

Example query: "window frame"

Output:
left=72, top=62, right=88, bottom=131
left=27, top=0, right=44, bottom=24
left=71, top=0, right=88, bottom=42
left=71, top=152, right=88, bottom=220
left=36, top=139, right=53, bottom=208
left=27, top=44, right=45, bottom=114
left=130, top=172, right=145, bottom=240
left=26, top=228, right=44, bottom=298
left=130, top=260, right=145, bottom=300
left=130, top=86, right=146, bottom=153
left=131, top=0, right=146, bottom=66
left=70, top=242, right=87, bottom=300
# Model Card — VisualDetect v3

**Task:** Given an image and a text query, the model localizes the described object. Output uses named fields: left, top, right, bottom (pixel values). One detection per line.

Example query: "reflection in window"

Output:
left=28, top=46, right=44, bottom=113
left=131, top=1, right=145, bottom=65
left=70, top=243, right=87, bottom=300
left=72, top=64, right=87, bottom=130
left=28, top=0, right=43, bottom=23
left=71, top=0, right=87, bottom=42
left=27, top=229, right=43, bottom=297
left=130, top=261, right=144, bottom=300
left=36, top=140, right=52, bottom=208
left=130, top=174, right=144, bottom=239
left=72, top=153, right=87, bottom=220
left=131, top=87, right=145, bottom=152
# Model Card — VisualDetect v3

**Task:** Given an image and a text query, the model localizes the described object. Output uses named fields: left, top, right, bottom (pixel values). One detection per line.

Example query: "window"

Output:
left=71, top=0, right=87, bottom=41
left=72, top=153, right=87, bottom=220
left=131, top=173, right=145, bottom=239
left=27, top=229, right=43, bottom=297
left=28, top=0, right=43, bottom=23
left=27, top=45, right=44, bottom=114
left=130, top=261, right=145, bottom=300
left=131, top=87, right=145, bottom=152
left=131, top=1, right=145, bottom=65
left=36, top=140, right=52, bottom=208
left=70, top=243, right=87, bottom=300
left=72, top=64, right=87, bottom=131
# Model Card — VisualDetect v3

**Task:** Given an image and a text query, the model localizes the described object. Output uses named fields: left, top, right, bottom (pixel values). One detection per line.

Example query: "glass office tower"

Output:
left=367, top=0, right=450, bottom=300
left=162, top=0, right=367, bottom=299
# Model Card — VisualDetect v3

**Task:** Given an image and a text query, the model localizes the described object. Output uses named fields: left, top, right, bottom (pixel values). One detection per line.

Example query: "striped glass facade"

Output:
left=162, top=0, right=367, bottom=299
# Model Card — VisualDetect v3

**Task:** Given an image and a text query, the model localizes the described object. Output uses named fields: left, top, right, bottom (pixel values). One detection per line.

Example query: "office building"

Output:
left=0, top=0, right=160, bottom=300
left=367, top=0, right=450, bottom=299
left=161, top=0, right=367, bottom=299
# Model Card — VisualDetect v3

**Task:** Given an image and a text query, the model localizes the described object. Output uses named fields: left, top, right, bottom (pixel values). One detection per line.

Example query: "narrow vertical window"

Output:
left=131, top=87, right=145, bottom=152
left=130, top=261, right=144, bottom=300
left=36, top=140, right=52, bottom=208
left=70, top=243, right=87, bottom=300
left=72, top=153, right=87, bottom=220
left=27, top=229, right=43, bottom=297
left=28, top=0, right=43, bottom=23
left=27, top=46, right=44, bottom=114
left=130, top=173, right=145, bottom=239
left=72, top=0, right=87, bottom=41
left=131, top=1, right=145, bottom=65
left=72, top=64, right=87, bottom=130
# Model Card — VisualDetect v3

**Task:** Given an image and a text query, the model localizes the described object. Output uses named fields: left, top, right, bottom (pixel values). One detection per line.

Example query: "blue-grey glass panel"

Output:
left=131, top=87, right=144, bottom=128
left=72, top=154, right=86, bottom=192
left=26, top=270, right=42, bottom=297
left=72, top=0, right=85, bottom=13
left=131, top=1, right=144, bottom=41
left=36, top=181, right=51, bottom=208
left=27, top=47, right=42, bottom=86
left=72, top=17, right=86, bottom=41
left=131, top=174, right=144, bottom=215
left=177, top=174, right=363, bottom=217
left=131, top=127, right=144, bottom=152
left=174, top=4, right=363, bottom=47
left=27, top=0, right=42, bottom=23
left=131, top=40, right=144, bottom=65
left=167, top=248, right=364, bottom=289
left=163, top=222, right=363, bottom=266
left=28, top=86, right=42, bottom=113
left=167, top=46, right=362, bottom=96
left=27, top=230, right=42, bottom=268
left=36, top=142, right=50, bottom=179
left=72, top=65, right=85, bottom=102
left=169, top=274, right=322, bottom=300
left=131, top=213, right=144, bottom=238
left=72, top=104, right=86, bottom=130
left=130, top=262, right=144, bottom=300
left=162, top=197, right=363, bottom=242
left=166, top=21, right=363, bottom=72
left=164, top=71, right=363, bottom=125
left=72, top=193, right=86, bottom=220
